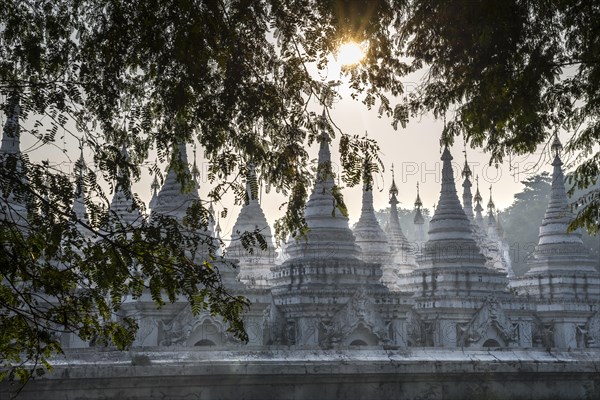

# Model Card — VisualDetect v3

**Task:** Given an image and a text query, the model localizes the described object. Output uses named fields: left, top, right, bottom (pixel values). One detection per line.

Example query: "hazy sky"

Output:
left=9, top=59, right=559, bottom=243
left=274, top=92, right=554, bottom=228
left=157, top=91, right=555, bottom=239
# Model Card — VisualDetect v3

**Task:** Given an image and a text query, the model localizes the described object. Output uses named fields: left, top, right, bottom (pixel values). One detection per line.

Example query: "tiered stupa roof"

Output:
left=385, top=165, right=416, bottom=271
left=270, top=111, right=383, bottom=332
left=228, top=162, right=274, bottom=267
left=400, top=147, right=508, bottom=299
left=353, top=155, right=391, bottom=264
left=418, top=147, right=487, bottom=269
left=526, top=135, right=598, bottom=275
left=151, top=143, right=198, bottom=220
left=108, top=145, right=142, bottom=227
left=284, top=110, right=361, bottom=261
left=150, top=142, right=219, bottom=261
left=510, top=135, right=599, bottom=300
left=385, top=166, right=411, bottom=252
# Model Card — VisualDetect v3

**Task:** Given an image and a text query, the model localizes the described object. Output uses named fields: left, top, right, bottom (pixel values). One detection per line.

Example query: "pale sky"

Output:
left=9, top=55, right=559, bottom=243
left=157, top=92, right=555, bottom=239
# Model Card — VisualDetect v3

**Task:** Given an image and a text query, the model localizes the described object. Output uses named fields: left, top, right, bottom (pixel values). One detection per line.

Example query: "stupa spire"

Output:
left=0, top=96, right=28, bottom=223
left=284, top=108, right=361, bottom=261
left=214, top=217, right=223, bottom=257
left=0, top=95, right=21, bottom=157
left=412, top=182, right=427, bottom=255
left=191, top=144, right=201, bottom=187
left=414, top=182, right=422, bottom=208
left=227, top=160, right=274, bottom=280
left=485, top=185, right=502, bottom=242
left=151, top=142, right=198, bottom=220
left=526, top=133, right=597, bottom=274
left=487, top=185, right=496, bottom=227
left=109, top=144, right=142, bottom=227
left=354, top=153, right=390, bottom=263
left=462, top=152, right=474, bottom=221
left=389, top=163, right=399, bottom=199
left=387, top=164, right=406, bottom=238
left=151, top=174, right=160, bottom=194
left=207, top=200, right=216, bottom=234
left=314, top=108, right=334, bottom=195
left=418, top=146, right=486, bottom=269
left=386, top=165, right=415, bottom=265
left=149, top=172, right=160, bottom=211
left=215, top=217, right=221, bottom=236
left=316, top=108, right=334, bottom=190
left=72, top=147, right=89, bottom=223
left=473, top=175, right=484, bottom=227
left=245, top=161, right=259, bottom=204
left=68, top=147, right=95, bottom=240
left=413, top=182, right=424, bottom=225
left=359, top=157, right=376, bottom=218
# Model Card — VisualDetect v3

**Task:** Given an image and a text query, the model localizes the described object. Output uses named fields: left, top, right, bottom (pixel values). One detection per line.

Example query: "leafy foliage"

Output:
left=398, top=0, right=600, bottom=230
left=2, top=0, right=600, bottom=387
left=0, top=149, right=249, bottom=387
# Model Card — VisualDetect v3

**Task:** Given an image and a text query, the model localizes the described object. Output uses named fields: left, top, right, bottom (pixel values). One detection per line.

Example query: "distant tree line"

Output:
left=502, top=173, right=599, bottom=276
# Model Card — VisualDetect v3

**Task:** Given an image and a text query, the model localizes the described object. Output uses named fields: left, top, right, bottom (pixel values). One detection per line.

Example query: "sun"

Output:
left=337, top=42, right=365, bottom=66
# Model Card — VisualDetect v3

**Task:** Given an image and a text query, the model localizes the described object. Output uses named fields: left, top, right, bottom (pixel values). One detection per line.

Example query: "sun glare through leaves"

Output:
left=337, top=42, right=365, bottom=66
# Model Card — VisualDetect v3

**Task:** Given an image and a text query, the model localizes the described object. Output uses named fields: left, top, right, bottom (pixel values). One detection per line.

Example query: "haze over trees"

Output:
left=1, top=0, right=599, bottom=383
left=501, top=173, right=599, bottom=276
left=501, top=174, right=554, bottom=276
left=373, top=207, right=431, bottom=240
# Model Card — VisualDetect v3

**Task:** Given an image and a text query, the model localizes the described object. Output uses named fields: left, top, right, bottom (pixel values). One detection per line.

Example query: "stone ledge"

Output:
left=3, top=348, right=599, bottom=400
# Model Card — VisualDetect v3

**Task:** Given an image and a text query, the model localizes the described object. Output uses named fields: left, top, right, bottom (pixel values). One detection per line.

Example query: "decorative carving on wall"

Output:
left=134, top=317, right=157, bottom=345
left=318, top=288, right=388, bottom=347
left=159, top=305, right=230, bottom=346
left=262, top=303, right=288, bottom=345
left=318, top=319, right=342, bottom=346
left=458, top=296, right=517, bottom=347
left=405, top=309, right=434, bottom=347
left=406, top=309, right=421, bottom=346
left=532, top=315, right=555, bottom=349
left=159, top=306, right=194, bottom=346
left=159, top=325, right=192, bottom=346
left=284, top=320, right=297, bottom=345
left=584, top=311, right=600, bottom=348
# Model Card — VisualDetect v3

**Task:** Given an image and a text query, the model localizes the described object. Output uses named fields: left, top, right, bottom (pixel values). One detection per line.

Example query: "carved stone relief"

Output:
left=532, top=316, right=555, bottom=349
left=458, top=296, right=517, bottom=347
left=317, top=288, right=388, bottom=348
left=584, top=311, right=600, bottom=348
left=159, top=305, right=228, bottom=347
